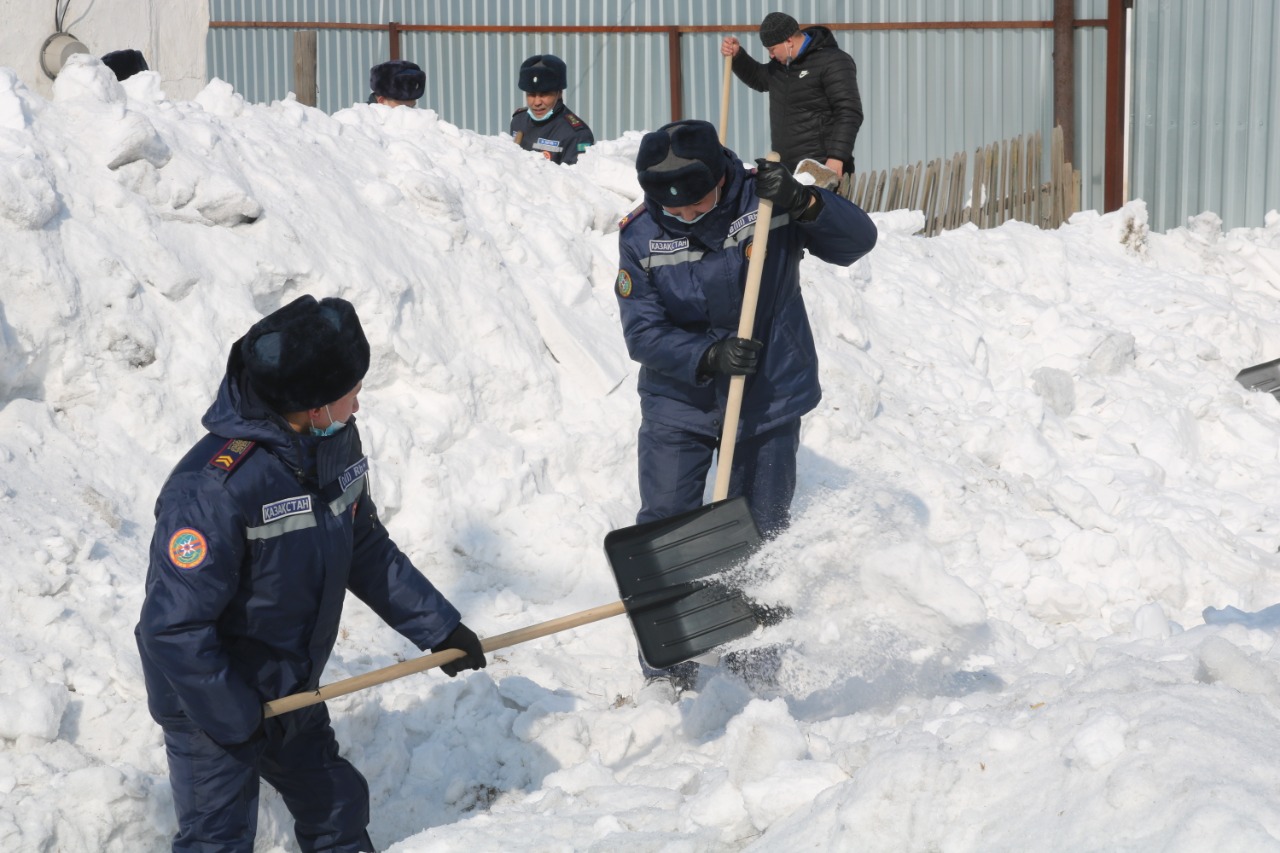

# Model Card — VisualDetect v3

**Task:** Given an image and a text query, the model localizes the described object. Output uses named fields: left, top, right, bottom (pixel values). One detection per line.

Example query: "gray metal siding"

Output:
left=209, top=1, right=1112, bottom=214
left=1131, top=0, right=1280, bottom=231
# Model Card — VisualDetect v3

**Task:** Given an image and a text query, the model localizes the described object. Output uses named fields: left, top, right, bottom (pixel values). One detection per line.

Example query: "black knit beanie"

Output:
left=759, top=12, right=800, bottom=47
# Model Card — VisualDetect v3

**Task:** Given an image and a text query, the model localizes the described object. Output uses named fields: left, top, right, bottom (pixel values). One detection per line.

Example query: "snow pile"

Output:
left=3, top=54, right=1280, bottom=851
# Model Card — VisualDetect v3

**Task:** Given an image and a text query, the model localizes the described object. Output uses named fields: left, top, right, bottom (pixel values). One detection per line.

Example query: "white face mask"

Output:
left=309, top=405, right=347, bottom=437
left=661, top=186, right=721, bottom=224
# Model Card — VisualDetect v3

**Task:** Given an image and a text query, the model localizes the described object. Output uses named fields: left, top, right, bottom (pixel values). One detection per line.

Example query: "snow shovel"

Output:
left=602, top=152, right=782, bottom=670
left=264, top=502, right=761, bottom=718
left=1236, top=357, right=1280, bottom=399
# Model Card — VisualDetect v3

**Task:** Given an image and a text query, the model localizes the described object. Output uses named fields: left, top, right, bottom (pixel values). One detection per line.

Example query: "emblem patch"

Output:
left=616, top=269, right=633, bottom=298
left=168, top=528, right=209, bottom=571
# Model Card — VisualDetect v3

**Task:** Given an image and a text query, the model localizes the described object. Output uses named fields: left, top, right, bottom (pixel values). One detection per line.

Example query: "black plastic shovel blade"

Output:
left=1237, top=357, right=1280, bottom=399
left=604, top=497, right=762, bottom=669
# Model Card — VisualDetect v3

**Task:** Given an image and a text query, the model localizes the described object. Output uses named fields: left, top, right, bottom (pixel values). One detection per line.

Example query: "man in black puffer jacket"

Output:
left=721, top=12, right=863, bottom=179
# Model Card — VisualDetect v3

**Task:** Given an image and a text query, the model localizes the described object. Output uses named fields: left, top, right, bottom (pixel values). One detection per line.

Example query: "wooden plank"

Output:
left=1030, top=132, right=1043, bottom=228
left=1010, top=135, right=1023, bottom=223
left=887, top=165, right=904, bottom=210
left=998, top=138, right=1011, bottom=225
left=969, top=146, right=984, bottom=227
left=920, top=159, right=938, bottom=235
left=872, top=169, right=888, bottom=212
left=932, top=158, right=950, bottom=236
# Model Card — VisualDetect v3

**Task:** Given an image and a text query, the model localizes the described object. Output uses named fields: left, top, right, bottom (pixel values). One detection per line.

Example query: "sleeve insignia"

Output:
left=168, top=528, right=209, bottom=571
left=615, top=270, right=633, bottom=298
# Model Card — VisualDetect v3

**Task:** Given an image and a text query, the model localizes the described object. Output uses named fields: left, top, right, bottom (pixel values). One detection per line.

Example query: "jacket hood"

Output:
left=794, top=26, right=839, bottom=61
left=201, top=338, right=310, bottom=460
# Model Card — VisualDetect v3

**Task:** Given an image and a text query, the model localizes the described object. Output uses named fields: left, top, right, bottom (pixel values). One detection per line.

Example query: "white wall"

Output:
left=0, top=0, right=208, bottom=100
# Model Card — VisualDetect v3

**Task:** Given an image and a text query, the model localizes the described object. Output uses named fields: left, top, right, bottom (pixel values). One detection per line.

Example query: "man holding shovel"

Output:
left=136, top=295, right=485, bottom=852
left=721, top=12, right=863, bottom=184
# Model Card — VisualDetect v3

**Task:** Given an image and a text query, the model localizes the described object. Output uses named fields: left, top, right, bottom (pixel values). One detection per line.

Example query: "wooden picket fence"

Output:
left=838, top=127, right=1081, bottom=237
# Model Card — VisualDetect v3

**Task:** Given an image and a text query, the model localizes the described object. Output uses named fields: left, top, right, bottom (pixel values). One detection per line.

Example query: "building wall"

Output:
left=0, top=0, right=208, bottom=100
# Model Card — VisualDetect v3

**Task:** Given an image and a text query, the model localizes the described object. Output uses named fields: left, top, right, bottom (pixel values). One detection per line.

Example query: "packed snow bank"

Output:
left=4, top=54, right=1280, bottom=851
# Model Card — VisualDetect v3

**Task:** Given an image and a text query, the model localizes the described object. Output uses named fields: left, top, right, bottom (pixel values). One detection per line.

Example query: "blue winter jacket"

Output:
left=615, top=150, right=877, bottom=438
left=135, top=348, right=460, bottom=746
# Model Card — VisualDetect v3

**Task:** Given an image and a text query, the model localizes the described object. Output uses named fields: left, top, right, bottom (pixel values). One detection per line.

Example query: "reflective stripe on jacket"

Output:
left=615, top=151, right=877, bottom=439
left=136, top=358, right=459, bottom=746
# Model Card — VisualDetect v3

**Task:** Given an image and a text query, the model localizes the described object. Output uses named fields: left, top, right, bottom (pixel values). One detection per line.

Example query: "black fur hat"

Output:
left=759, top=12, right=800, bottom=47
left=636, top=120, right=727, bottom=206
left=519, top=54, right=567, bottom=93
left=369, top=60, right=426, bottom=101
left=240, top=295, right=370, bottom=413
left=102, top=49, right=148, bottom=81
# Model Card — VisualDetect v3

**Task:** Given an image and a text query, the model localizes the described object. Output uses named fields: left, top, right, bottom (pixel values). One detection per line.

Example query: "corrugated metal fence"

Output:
left=1129, top=0, right=1280, bottom=232
left=208, top=1, right=1114, bottom=216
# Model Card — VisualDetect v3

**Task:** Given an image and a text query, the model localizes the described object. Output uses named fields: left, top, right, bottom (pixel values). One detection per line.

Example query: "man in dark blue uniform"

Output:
left=136, top=295, right=486, bottom=852
left=616, top=119, right=876, bottom=542
left=615, top=120, right=876, bottom=685
left=509, top=54, right=595, bottom=164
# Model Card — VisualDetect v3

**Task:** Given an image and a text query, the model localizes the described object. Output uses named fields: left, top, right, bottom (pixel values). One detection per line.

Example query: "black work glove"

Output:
left=755, top=158, right=821, bottom=221
left=699, top=337, right=763, bottom=377
left=432, top=622, right=487, bottom=677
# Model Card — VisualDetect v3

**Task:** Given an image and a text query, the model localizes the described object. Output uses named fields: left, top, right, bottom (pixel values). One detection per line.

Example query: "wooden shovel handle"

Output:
left=712, top=151, right=780, bottom=502
left=264, top=600, right=627, bottom=718
left=719, top=54, right=733, bottom=143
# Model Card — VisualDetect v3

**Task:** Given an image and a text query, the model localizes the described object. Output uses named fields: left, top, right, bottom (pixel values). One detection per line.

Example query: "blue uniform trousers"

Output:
left=163, top=705, right=374, bottom=853
left=636, top=416, right=802, bottom=539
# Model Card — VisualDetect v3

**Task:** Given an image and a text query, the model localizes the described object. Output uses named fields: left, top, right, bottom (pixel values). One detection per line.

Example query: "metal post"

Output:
left=1053, top=0, right=1075, bottom=158
left=667, top=28, right=683, bottom=122
left=1103, top=0, right=1129, bottom=211
left=293, top=30, right=318, bottom=107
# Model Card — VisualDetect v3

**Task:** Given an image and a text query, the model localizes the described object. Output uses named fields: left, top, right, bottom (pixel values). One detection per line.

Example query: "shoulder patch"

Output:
left=564, top=111, right=583, bottom=128
left=167, top=527, right=209, bottom=571
left=207, top=439, right=256, bottom=476
left=512, top=106, right=529, bottom=117
left=615, top=270, right=633, bottom=298
left=618, top=202, right=647, bottom=231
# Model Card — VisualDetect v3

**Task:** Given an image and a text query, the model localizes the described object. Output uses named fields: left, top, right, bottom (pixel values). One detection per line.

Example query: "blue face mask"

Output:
left=662, top=186, right=721, bottom=224
left=309, top=405, right=348, bottom=437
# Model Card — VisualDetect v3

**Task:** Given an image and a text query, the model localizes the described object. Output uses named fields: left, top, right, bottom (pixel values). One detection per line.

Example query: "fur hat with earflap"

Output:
left=519, top=54, right=568, bottom=93
left=635, top=120, right=729, bottom=207
left=239, top=295, right=370, bottom=414
left=370, top=60, right=426, bottom=101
